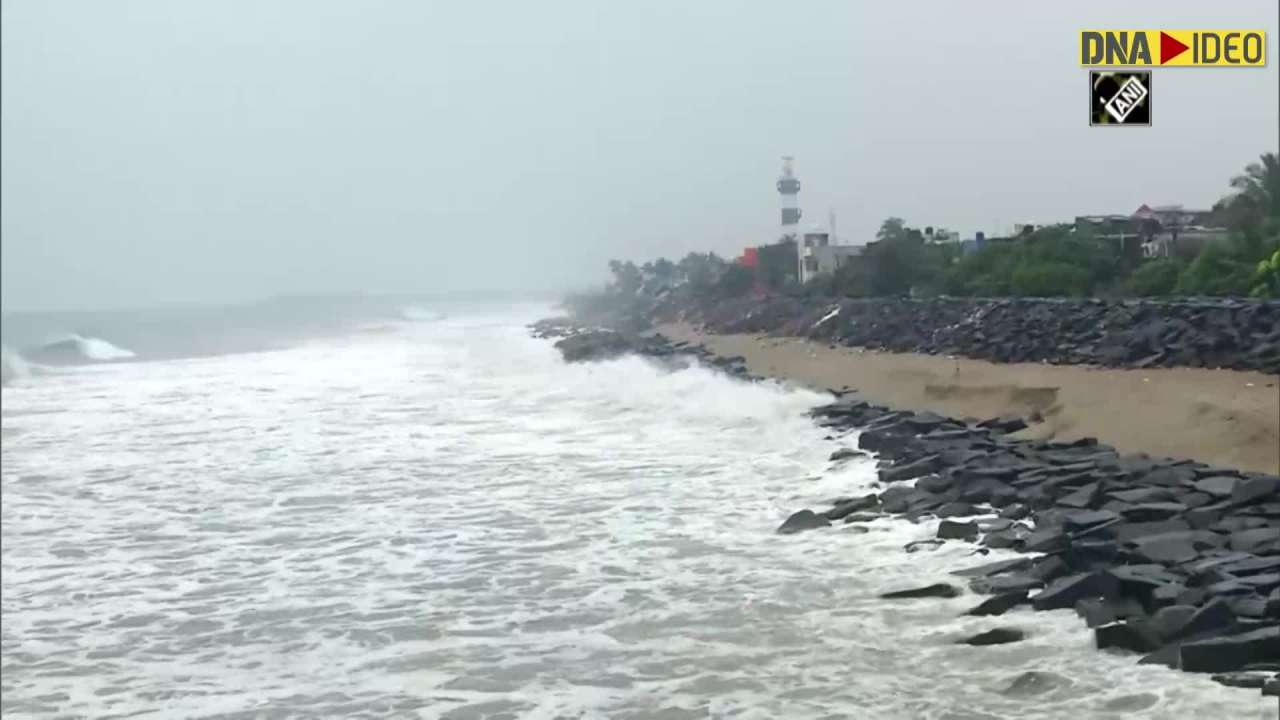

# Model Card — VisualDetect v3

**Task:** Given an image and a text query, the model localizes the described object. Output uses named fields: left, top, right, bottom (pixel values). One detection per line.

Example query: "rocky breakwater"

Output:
left=785, top=396, right=1280, bottom=697
left=530, top=317, right=759, bottom=379
left=694, top=296, right=1280, bottom=373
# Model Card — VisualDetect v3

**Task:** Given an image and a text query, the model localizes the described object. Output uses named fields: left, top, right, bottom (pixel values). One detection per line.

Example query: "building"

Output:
left=798, top=227, right=863, bottom=278
left=1076, top=204, right=1227, bottom=260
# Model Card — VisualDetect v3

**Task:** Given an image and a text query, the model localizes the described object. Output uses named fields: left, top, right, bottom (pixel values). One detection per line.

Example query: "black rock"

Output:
left=950, top=557, right=1034, bottom=578
left=776, top=510, right=831, bottom=535
left=904, top=539, right=946, bottom=553
left=999, top=503, right=1031, bottom=520
left=880, top=583, right=961, bottom=599
left=1096, top=620, right=1163, bottom=653
left=1230, top=527, right=1280, bottom=554
left=1195, top=475, right=1240, bottom=498
left=824, top=494, right=880, bottom=521
left=1180, top=625, right=1280, bottom=673
left=1186, top=504, right=1227, bottom=529
left=970, top=573, right=1045, bottom=595
left=1109, top=487, right=1175, bottom=504
left=1113, top=518, right=1192, bottom=543
left=1230, top=475, right=1280, bottom=507
left=1106, top=565, right=1186, bottom=609
left=1058, top=482, right=1105, bottom=509
left=1168, top=598, right=1237, bottom=641
left=1151, top=605, right=1198, bottom=640
left=1129, top=535, right=1198, bottom=565
left=1063, top=509, right=1119, bottom=533
left=829, top=448, right=865, bottom=462
left=979, top=518, right=1015, bottom=533
left=966, top=591, right=1028, bottom=616
left=879, top=455, right=942, bottom=483
left=1221, top=556, right=1280, bottom=577
left=1024, top=528, right=1068, bottom=553
left=936, top=502, right=981, bottom=518
left=960, top=627, right=1025, bottom=645
left=1119, top=502, right=1188, bottom=521
left=1139, top=643, right=1182, bottom=669
left=937, top=520, right=980, bottom=541
left=978, top=415, right=1029, bottom=434
left=1076, top=596, right=1144, bottom=628
left=1029, top=555, right=1070, bottom=582
left=917, top=474, right=953, bottom=494
left=1210, top=671, right=1271, bottom=689
left=1032, top=571, right=1121, bottom=611
left=842, top=512, right=882, bottom=524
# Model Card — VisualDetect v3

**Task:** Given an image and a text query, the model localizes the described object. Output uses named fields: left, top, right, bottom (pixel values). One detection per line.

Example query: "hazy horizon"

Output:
left=3, top=0, right=1277, bottom=313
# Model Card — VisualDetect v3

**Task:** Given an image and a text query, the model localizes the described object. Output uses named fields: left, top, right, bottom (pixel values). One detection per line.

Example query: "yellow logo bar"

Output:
left=1080, top=30, right=1266, bottom=67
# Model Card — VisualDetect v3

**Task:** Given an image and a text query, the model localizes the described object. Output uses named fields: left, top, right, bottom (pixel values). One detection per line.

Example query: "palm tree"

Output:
left=1217, top=152, right=1280, bottom=228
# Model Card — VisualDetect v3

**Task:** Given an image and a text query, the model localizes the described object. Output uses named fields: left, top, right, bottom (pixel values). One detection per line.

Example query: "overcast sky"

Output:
left=2, top=0, right=1277, bottom=312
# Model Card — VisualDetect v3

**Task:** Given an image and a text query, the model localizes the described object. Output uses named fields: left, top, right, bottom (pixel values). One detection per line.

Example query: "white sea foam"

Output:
left=0, top=310, right=1271, bottom=719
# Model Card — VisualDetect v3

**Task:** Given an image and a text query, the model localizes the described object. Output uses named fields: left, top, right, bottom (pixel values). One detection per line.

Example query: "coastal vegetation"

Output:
left=593, top=151, right=1280, bottom=304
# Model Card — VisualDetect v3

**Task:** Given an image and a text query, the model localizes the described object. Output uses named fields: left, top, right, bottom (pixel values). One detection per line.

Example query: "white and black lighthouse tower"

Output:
left=776, top=156, right=802, bottom=280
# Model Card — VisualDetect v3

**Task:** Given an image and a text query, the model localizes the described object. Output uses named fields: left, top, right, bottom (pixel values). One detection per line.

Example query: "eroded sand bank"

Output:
left=658, top=323, right=1280, bottom=475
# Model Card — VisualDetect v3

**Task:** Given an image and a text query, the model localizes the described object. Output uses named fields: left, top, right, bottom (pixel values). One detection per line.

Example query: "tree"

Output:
left=677, top=252, right=726, bottom=293
left=715, top=264, right=755, bottom=298
left=1174, top=242, right=1257, bottom=296
left=1126, top=258, right=1186, bottom=296
left=1216, top=152, right=1280, bottom=229
left=607, top=260, right=643, bottom=296
left=1251, top=248, right=1280, bottom=298
left=756, top=239, right=798, bottom=290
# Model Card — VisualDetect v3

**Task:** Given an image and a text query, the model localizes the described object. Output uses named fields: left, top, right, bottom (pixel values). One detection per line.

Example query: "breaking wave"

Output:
left=23, top=334, right=137, bottom=366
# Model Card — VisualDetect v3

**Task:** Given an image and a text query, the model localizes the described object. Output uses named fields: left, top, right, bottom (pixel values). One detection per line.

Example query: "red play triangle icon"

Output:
left=1160, top=32, right=1189, bottom=64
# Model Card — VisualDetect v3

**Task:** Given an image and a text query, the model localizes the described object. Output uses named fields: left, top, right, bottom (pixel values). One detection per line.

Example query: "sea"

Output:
left=1, top=298, right=1273, bottom=719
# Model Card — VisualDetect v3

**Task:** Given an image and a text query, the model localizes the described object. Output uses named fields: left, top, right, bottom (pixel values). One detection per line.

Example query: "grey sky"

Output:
left=2, top=0, right=1277, bottom=312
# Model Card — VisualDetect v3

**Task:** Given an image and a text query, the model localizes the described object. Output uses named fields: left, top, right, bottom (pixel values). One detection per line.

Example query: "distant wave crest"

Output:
left=398, top=306, right=447, bottom=322
left=24, top=334, right=137, bottom=366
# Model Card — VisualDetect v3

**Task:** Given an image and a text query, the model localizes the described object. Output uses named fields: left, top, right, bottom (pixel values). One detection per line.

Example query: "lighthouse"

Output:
left=776, top=156, right=802, bottom=281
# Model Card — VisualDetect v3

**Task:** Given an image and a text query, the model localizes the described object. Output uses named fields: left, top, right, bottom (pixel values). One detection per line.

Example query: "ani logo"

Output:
left=1090, top=71, right=1151, bottom=126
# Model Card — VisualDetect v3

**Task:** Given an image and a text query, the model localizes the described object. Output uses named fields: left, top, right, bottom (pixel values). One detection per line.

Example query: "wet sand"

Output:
left=658, top=323, right=1280, bottom=475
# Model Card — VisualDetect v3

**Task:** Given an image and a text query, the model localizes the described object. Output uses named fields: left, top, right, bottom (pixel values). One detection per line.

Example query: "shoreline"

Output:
left=535, top=318, right=1280, bottom=699
left=657, top=322, right=1280, bottom=476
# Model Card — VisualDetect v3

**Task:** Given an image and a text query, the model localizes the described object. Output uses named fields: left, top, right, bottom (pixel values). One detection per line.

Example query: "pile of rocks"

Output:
left=531, top=321, right=759, bottom=381
left=786, top=396, right=1279, bottom=695
left=694, top=297, right=1280, bottom=373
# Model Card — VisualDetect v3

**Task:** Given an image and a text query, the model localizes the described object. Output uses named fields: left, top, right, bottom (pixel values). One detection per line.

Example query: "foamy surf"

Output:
left=0, top=309, right=1271, bottom=719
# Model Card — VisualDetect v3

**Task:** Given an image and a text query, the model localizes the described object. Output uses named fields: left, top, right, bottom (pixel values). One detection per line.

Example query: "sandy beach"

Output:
left=658, top=323, right=1280, bottom=475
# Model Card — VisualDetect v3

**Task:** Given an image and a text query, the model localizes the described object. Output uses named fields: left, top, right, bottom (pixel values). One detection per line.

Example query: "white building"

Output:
left=799, top=227, right=863, bottom=283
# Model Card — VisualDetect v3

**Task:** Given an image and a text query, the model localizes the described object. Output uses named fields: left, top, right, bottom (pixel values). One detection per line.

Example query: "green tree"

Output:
left=1174, top=242, right=1257, bottom=296
left=1217, top=152, right=1280, bottom=229
left=1010, top=261, right=1091, bottom=297
left=1251, top=248, right=1280, bottom=298
left=1126, top=258, right=1186, bottom=296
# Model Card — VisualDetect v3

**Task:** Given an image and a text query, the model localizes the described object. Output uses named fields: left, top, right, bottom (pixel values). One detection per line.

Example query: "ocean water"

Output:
left=1, top=303, right=1274, bottom=719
